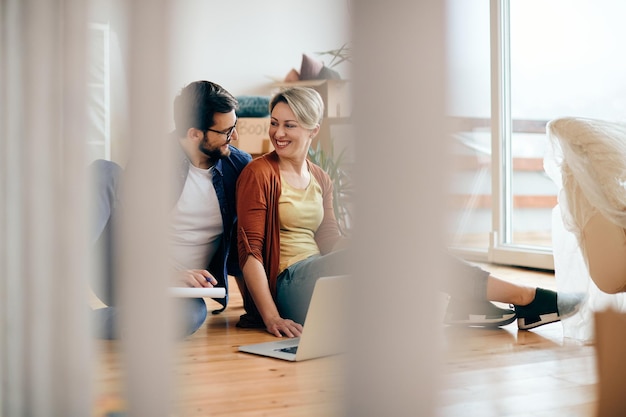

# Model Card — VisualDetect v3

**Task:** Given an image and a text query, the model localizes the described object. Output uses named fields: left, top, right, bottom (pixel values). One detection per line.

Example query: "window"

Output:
left=446, top=0, right=493, bottom=257
left=448, top=0, right=626, bottom=269
left=87, top=23, right=111, bottom=162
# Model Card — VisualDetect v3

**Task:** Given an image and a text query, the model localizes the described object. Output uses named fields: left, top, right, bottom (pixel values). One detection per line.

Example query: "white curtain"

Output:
left=1, top=0, right=92, bottom=415
left=0, top=0, right=173, bottom=415
left=117, top=1, right=175, bottom=415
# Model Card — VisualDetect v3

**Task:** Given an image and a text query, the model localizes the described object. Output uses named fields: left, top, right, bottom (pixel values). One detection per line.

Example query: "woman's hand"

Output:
left=176, top=269, right=218, bottom=288
left=240, top=256, right=301, bottom=337
left=265, top=316, right=303, bottom=338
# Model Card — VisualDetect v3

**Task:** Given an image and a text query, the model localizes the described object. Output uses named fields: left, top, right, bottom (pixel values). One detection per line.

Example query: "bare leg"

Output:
left=486, top=275, right=536, bottom=306
left=444, top=259, right=519, bottom=327
left=581, top=211, right=626, bottom=294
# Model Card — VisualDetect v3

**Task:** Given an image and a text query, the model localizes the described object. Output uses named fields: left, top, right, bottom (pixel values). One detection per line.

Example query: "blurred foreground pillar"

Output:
left=348, top=1, right=448, bottom=416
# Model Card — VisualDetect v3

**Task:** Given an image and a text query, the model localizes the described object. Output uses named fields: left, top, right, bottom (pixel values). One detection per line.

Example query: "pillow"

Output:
left=299, top=53, right=324, bottom=80
left=283, top=68, right=300, bottom=82
left=235, top=96, right=270, bottom=118
left=316, top=65, right=341, bottom=80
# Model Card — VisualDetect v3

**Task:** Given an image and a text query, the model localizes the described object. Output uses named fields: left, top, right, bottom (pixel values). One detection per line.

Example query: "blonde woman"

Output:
left=236, top=87, right=349, bottom=337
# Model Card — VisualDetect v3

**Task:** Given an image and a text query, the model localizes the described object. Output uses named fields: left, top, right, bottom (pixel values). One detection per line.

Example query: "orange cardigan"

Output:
left=236, top=151, right=341, bottom=326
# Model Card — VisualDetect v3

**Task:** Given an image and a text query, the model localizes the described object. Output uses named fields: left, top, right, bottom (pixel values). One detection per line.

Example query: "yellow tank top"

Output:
left=278, top=173, right=323, bottom=272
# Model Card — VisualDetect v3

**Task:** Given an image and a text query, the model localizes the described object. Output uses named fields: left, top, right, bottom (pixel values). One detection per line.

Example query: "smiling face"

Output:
left=198, top=110, right=237, bottom=161
left=269, top=102, right=318, bottom=161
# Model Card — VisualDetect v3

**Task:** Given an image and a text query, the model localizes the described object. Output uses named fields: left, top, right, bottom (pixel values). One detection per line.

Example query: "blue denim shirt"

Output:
left=174, top=144, right=252, bottom=312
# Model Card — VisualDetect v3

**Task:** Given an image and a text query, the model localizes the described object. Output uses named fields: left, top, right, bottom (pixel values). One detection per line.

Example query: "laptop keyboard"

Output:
left=277, top=346, right=298, bottom=354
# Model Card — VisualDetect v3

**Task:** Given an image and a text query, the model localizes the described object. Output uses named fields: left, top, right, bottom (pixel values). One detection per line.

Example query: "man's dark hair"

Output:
left=173, top=80, right=239, bottom=137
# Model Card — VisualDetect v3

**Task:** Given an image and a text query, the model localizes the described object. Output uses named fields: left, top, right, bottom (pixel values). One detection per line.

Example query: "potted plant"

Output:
left=307, top=140, right=353, bottom=237
left=316, top=43, right=352, bottom=69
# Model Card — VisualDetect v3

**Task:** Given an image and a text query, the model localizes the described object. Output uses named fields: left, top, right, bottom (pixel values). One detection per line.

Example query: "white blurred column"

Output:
left=0, top=0, right=92, bottom=416
left=348, top=1, right=448, bottom=416
left=116, top=1, right=175, bottom=416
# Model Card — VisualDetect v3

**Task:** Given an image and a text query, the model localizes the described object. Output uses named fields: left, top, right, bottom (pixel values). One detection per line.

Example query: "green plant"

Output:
left=307, top=141, right=353, bottom=236
left=316, top=43, right=352, bottom=69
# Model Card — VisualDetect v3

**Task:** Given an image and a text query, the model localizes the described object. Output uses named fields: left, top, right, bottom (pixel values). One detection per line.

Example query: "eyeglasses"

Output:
left=206, top=120, right=237, bottom=142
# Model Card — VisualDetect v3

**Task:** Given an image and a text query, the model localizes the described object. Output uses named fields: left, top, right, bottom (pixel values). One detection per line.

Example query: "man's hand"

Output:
left=176, top=269, right=218, bottom=288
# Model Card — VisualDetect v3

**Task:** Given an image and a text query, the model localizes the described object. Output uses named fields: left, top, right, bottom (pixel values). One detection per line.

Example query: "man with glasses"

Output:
left=91, top=80, right=252, bottom=339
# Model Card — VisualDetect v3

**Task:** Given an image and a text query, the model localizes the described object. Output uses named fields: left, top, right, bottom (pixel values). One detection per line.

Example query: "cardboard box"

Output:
left=274, top=80, right=351, bottom=118
left=594, top=309, right=626, bottom=417
left=313, top=117, right=355, bottom=164
left=232, top=117, right=273, bottom=155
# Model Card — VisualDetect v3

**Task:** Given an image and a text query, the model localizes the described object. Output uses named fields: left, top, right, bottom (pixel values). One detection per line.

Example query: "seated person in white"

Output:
left=546, top=116, right=626, bottom=341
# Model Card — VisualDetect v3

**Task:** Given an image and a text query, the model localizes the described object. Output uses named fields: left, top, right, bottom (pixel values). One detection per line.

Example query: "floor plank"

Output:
left=93, top=265, right=601, bottom=417
left=434, top=264, right=598, bottom=417
left=93, top=276, right=345, bottom=417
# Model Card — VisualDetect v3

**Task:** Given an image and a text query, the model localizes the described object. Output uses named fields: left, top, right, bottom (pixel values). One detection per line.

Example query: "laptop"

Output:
left=238, top=275, right=349, bottom=361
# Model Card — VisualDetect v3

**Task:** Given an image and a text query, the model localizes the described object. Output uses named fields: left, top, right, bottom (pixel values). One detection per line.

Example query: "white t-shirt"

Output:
left=170, top=165, right=223, bottom=271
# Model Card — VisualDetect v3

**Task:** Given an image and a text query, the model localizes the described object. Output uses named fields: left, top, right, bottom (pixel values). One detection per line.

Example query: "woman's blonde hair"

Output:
left=269, top=87, right=324, bottom=129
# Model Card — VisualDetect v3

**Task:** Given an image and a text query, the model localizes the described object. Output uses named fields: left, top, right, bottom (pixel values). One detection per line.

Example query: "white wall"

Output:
left=169, top=0, right=352, bottom=97
left=98, top=0, right=352, bottom=163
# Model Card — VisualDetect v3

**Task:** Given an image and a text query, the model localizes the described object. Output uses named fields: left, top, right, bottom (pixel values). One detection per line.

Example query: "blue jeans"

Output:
left=275, top=249, right=350, bottom=325
left=92, top=297, right=208, bottom=340
left=90, top=160, right=207, bottom=339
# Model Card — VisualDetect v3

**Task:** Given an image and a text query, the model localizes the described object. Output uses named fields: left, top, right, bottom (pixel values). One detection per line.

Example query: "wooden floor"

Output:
left=92, top=276, right=345, bottom=417
left=93, top=264, right=600, bottom=417
left=435, top=263, right=598, bottom=417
